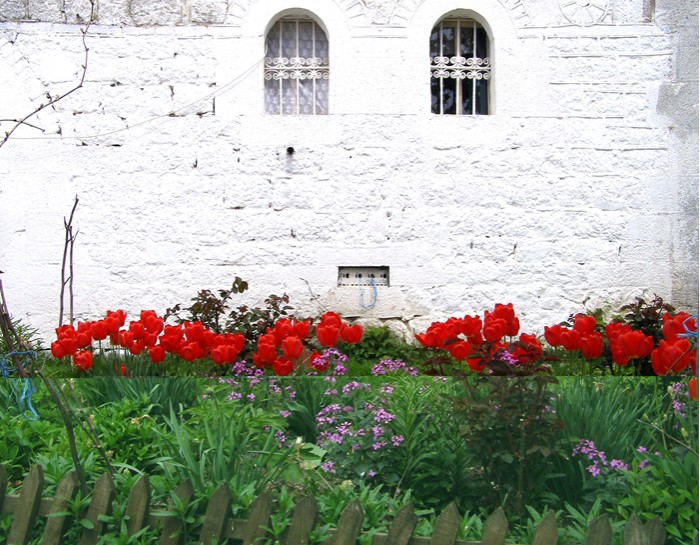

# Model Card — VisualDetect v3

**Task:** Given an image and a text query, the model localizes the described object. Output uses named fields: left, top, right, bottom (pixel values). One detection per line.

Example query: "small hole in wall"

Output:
left=286, top=147, right=295, bottom=155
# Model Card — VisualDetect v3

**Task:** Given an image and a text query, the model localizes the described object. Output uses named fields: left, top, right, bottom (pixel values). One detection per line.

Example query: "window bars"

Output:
left=264, top=18, right=329, bottom=115
left=430, top=19, right=490, bottom=115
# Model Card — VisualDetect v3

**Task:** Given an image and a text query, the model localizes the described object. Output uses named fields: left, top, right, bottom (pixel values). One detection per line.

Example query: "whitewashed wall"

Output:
left=0, top=0, right=697, bottom=343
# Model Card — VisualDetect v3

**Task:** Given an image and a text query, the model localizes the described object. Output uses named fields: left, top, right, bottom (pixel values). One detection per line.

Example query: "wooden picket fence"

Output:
left=0, top=464, right=670, bottom=545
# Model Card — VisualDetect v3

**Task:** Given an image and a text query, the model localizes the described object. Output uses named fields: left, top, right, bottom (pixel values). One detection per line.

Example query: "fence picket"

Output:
left=158, top=478, right=195, bottom=545
left=237, top=491, right=272, bottom=545
left=7, top=464, right=44, bottom=545
left=40, top=470, right=79, bottom=545
left=0, top=464, right=7, bottom=514
left=331, top=498, right=364, bottom=545
left=198, top=483, right=232, bottom=545
left=584, top=514, right=612, bottom=545
left=481, top=507, right=507, bottom=545
left=0, top=464, right=683, bottom=545
left=642, top=517, right=665, bottom=545
left=126, top=475, right=151, bottom=537
left=78, top=472, right=115, bottom=545
left=530, top=511, right=558, bottom=545
left=429, top=502, right=460, bottom=545
left=285, top=495, right=319, bottom=545
left=383, top=502, right=418, bottom=545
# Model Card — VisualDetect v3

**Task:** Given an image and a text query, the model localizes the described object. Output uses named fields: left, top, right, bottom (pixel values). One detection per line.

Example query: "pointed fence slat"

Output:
left=78, top=472, right=115, bottom=545
left=8, top=464, right=44, bottom=545
left=429, top=502, right=460, bottom=545
left=198, top=483, right=232, bottom=545
left=530, top=510, right=558, bottom=545
left=584, top=514, right=612, bottom=545
left=331, top=499, right=364, bottom=545
left=126, top=475, right=151, bottom=537
left=285, top=495, right=319, bottom=545
left=236, top=491, right=273, bottom=545
left=0, top=463, right=680, bottom=545
left=481, top=507, right=507, bottom=545
left=40, top=471, right=79, bottom=545
left=643, top=517, right=665, bottom=545
left=0, top=464, right=7, bottom=514
left=158, top=479, right=195, bottom=545
left=383, top=503, right=418, bottom=545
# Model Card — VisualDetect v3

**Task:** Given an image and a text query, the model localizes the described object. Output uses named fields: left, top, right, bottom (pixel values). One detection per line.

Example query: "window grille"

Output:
left=430, top=18, right=490, bottom=115
left=264, top=17, right=329, bottom=115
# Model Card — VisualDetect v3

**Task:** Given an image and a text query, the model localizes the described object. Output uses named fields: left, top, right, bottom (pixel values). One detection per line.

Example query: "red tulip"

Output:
left=573, top=315, right=596, bottom=335
left=148, top=345, right=165, bottom=364
left=50, top=341, right=66, bottom=359
left=272, top=357, right=294, bottom=376
left=617, top=330, right=654, bottom=360
left=316, top=324, right=340, bottom=348
left=90, top=320, right=108, bottom=341
left=72, top=350, right=93, bottom=372
left=281, top=335, right=304, bottom=360
left=293, top=320, right=311, bottom=339
left=320, top=312, right=342, bottom=328
left=544, top=324, right=565, bottom=347
left=651, top=339, right=692, bottom=375
left=560, top=329, right=581, bottom=351
left=340, top=324, right=363, bottom=344
left=580, top=332, right=603, bottom=359
left=689, top=377, right=697, bottom=401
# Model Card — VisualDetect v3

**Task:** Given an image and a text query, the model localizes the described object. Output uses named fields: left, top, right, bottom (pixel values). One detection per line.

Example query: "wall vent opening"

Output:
left=338, top=266, right=389, bottom=287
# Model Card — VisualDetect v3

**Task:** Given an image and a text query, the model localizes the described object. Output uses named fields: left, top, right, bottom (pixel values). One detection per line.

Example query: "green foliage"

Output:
left=546, top=377, right=660, bottom=506
left=452, top=376, right=567, bottom=516
left=342, top=326, right=431, bottom=370
left=154, top=398, right=296, bottom=498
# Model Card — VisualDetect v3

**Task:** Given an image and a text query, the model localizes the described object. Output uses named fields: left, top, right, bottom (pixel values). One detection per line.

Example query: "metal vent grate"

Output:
left=338, top=266, right=389, bottom=287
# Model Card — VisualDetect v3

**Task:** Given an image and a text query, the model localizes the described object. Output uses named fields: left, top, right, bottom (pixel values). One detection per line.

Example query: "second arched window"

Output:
left=264, top=16, right=329, bottom=115
left=430, top=18, right=490, bottom=115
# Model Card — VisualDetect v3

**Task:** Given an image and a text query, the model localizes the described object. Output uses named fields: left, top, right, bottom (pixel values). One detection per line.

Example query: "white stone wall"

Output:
left=0, top=0, right=697, bottom=342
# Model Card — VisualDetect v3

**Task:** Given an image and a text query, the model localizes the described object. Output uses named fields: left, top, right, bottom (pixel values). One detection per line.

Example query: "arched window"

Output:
left=264, top=16, right=329, bottom=115
left=430, top=17, right=490, bottom=115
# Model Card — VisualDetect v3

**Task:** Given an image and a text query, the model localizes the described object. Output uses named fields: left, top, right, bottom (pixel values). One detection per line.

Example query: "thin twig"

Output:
left=59, top=196, right=79, bottom=327
left=0, top=0, right=95, bottom=149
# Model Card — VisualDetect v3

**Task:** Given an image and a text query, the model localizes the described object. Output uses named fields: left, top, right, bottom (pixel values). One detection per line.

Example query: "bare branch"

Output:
left=0, top=0, right=95, bottom=149
left=59, top=196, right=79, bottom=327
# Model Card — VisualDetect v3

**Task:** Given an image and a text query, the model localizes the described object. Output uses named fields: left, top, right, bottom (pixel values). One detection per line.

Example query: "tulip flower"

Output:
left=72, top=350, right=93, bottom=372
left=340, top=324, right=363, bottom=344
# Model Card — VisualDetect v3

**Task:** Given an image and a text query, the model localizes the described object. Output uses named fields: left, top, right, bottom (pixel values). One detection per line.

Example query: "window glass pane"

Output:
left=461, top=78, right=473, bottom=115
left=431, top=77, right=441, bottom=114
left=282, top=77, right=296, bottom=115
left=316, top=78, right=329, bottom=114
left=430, top=28, right=440, bottom=59
left=299, top=78, right=314, bottom=115
left=441, top=24, right=455, bottom=57
left=476, top=27, right=488, bottom=60
left=265, top=78, right=280, bottom=114
left=298, top=21, right=313, bottom=59
left=459, top=21, right=474, bottom=58
left=442, top=78, right=456, bottom=115
left=475, top=79, right=488, bottom=115
left=267, top=23, right=280, bottom=57
left=281, top=21, right=297, bottom=58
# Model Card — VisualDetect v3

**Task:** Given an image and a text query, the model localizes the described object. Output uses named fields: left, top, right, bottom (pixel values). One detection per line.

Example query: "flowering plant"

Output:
left=415, top=303, right=550, bottom=375
left=544, top=310, right=697, bottom=376
left=50, top=309, right=363, bottom=376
